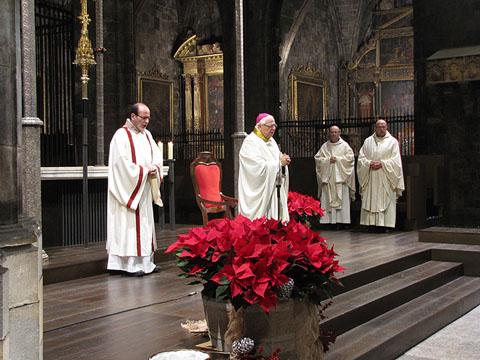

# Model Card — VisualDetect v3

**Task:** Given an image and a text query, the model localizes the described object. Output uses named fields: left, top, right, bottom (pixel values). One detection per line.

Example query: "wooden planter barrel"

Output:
left=202, top=296, right=325, bottom=360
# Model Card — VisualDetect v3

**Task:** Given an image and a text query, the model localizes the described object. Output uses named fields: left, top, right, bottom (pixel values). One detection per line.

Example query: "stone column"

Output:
left=0, top=0, right=42, bottom=360
left=0, top=0, right=19, bottom=227
left=231, top=0, right=247, bottom=199
left=20, top=0, right=43, bottom=223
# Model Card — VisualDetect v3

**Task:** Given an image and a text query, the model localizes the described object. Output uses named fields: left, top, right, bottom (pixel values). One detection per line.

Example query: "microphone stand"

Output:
left=276, top=158, right=285, bottom=220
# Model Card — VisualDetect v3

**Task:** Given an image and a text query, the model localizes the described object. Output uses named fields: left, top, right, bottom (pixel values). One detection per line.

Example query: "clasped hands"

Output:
left=370, top=160, right=382, bottom=170
left=280, top=153, right=291, bottom=167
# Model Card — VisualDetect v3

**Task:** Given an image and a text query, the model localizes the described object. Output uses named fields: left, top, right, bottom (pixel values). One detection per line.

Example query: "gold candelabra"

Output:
left=73, top=0, right=96, bottom=99
left=73, top=0, right=96, bottom=248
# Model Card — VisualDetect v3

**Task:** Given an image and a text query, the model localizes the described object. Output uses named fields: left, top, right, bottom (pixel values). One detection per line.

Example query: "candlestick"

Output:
left=157, top=141, right=163, bottom=160
left=168, top=141, right=173, bottom=160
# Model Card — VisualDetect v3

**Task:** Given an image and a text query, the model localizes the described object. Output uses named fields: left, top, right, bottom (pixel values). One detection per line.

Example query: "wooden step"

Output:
left=331, top=250, right=431, bottom=297
left=321, top=260, right=463, bottom=335
left=419, top=226, right=480, bottom=245
left=44, top=241, right=177, bottom=285
left=325, top=276, right=480, bottom=360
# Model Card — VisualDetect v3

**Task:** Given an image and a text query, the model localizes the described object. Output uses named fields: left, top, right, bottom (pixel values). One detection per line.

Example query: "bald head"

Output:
left=374, top=119, right=387, bottom=137
left=329, top=125, right=341, bottom=143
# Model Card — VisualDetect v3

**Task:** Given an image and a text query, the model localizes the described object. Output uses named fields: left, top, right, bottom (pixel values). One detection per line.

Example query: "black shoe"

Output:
left=152, top=265, right=161, bottom=273
left=127, top=270, right=145, bottom=277
left=107, top=270, right=123, bottom=275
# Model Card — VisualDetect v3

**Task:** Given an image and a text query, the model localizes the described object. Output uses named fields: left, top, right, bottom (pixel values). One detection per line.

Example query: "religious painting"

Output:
left=137, top=74, right=174, bottom=137
left=289, top=63, right=327, bottom=121
left=380, top=36, right=414, bottom=67
left=380, top=80, right=413, bottom=115
left=205, top=74, right=224, bottom=131
left=355, top=82, right=376, bottom=118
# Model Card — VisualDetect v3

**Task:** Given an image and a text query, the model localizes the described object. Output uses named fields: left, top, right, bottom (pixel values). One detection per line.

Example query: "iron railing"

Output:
left=153, top=129, right=225, bottom=160
left=277, top=114, right=414, bottom=158
left=36, top=0, right=76, bottom=166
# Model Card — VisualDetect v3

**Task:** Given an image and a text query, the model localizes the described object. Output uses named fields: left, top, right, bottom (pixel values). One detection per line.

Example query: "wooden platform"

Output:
left=43, top=227, right=480, bottom=360
left=419, top=226, right=480, bottom=245
left=42, top=223, right=195, bottom=284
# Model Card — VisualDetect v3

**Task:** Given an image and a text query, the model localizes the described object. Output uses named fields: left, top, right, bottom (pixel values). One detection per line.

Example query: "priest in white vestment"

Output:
left=315, top=126, right=356, bottom=225
left=106, top=103, right=163, bottom=276
left=357, top=119, right=404, bottom=230
left=238, top=113, right=291, bottom=222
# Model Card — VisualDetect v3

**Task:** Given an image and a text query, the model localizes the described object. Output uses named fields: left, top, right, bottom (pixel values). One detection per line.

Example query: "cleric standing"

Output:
left=315, top=125, right=355, bottom=225
left=357, top=119, right=404, bottom=230
left=238, top=113, right=291, bottom=222
left=106, top=103, right=163, bottom=276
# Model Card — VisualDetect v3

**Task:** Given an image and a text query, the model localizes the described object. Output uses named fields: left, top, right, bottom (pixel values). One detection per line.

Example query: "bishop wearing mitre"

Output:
left=238, top=113, right=291, bottom=222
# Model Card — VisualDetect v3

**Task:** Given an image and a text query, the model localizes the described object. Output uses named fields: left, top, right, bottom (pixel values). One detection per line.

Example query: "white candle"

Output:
left=168, top=141, right=174, bottom=160
left=157, top=141, right=163, bottom=160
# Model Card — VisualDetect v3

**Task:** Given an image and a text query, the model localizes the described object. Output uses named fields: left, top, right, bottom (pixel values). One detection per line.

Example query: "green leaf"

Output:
left=215, top=284, right=230, bottom=300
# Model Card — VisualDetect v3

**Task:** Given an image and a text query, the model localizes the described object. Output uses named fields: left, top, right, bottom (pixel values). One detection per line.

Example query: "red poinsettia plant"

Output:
left=166, top=215, right=344, bottom=312
left=287, top=191, right=324, bottom=226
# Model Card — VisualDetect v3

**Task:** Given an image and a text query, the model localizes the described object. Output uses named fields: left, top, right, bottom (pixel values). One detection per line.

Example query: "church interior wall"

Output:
left=279, top=0, right=341, bottom=119
left=135, top=0, right=222, bottom=137
left=134, top=0, right=180, bottom=131
left=98, top=0, right=136, bottom=164
left=414, top=0, right=480, bottom=226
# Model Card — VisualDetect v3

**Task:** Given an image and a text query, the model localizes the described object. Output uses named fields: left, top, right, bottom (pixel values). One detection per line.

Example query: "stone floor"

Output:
left=396, top=305, right=480, bottom=360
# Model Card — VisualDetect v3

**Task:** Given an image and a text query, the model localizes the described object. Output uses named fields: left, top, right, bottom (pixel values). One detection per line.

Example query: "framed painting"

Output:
left=137, top=73, right=174, bottom=137
left=289, top=63, right=327, bottom=121
left=204, top=74, right=224, bottom=131
left=380, top=36, right=414, bottom=67
left=380, top=80, right=413, bottom=115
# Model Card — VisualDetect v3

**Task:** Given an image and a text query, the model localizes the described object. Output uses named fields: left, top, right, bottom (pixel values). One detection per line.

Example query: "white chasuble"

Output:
left=238, top=132, right=289, bottom=222
left=357, top=131, right=404, bottom=227
left=106, top=121, right=163, bottom=265
left=314, top=138, right=355, bottom=224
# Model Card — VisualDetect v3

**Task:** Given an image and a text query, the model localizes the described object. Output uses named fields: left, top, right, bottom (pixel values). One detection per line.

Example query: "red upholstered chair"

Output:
left=190, top=152, right=237, bottom=226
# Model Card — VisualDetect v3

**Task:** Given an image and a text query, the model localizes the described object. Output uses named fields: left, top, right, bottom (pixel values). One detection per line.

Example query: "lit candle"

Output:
left=157, top=141, right=163, bottom=160
left=168, top=141, right=174, bottom=160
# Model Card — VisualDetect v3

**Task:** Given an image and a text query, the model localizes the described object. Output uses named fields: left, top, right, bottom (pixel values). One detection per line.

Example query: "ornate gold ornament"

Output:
left=288, top=62, right=327, bottom=121
left=73, top=0, right=96, bottom=99
left=427, top=55, right=480, bottom=84
left=174, top=33, right=224, bottom=133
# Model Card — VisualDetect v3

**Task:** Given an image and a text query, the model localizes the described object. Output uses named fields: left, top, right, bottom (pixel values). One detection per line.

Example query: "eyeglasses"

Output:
left=263, top=123, right=277, bottom=128
left=136, top=115, right=151, bottom=120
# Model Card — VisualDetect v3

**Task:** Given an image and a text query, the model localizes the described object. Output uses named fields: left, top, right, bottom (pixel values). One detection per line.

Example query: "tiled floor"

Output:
left=396, top=305, right=480, bottom=360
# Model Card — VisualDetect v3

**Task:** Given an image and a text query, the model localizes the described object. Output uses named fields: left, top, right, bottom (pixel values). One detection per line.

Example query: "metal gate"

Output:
left=36, top=0, right=76, bottom=166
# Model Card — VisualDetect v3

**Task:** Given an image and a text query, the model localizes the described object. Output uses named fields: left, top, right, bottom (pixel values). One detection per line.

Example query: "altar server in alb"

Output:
left=238, top=113, right=291, bottom=222
left=315, top=125, right=356, bottom=226
left=106, top=103, right=163, bottom=276
left=357, top=119, right=404, bottom=230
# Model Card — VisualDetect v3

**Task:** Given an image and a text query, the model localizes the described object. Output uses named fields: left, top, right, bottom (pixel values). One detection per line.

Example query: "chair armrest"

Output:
left=220, top=193, right=238, bottom=203
left=197, top=195, right=230, bottom=206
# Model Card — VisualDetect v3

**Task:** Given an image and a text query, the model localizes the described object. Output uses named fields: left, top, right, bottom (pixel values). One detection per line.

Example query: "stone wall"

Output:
left=424, top=81, right=480, bottom=225
left=414, top=0, right=480, bottom=226
left=102, top=0, right=136, bottom=162
left=279, top=0, right=341, bottom=119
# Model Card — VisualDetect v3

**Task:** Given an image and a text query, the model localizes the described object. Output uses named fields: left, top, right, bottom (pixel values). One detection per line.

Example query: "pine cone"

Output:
left=277, top=278, right=294, bottom=300
left=231, top=337, right=255, bottom=355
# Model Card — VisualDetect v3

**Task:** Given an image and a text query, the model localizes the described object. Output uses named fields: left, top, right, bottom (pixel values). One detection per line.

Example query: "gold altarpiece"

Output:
left=346, top=4, right=414, bottom=117
left=174, top=35, right=224, bottom=133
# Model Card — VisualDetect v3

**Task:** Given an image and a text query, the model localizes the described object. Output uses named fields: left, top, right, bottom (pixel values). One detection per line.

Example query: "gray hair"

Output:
left=255, top=115, right=274, bottom=129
